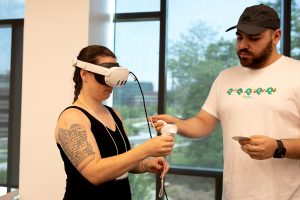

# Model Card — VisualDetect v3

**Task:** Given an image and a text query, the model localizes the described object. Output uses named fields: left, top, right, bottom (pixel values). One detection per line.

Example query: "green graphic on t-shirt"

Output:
left=227, top=87, right=276, bottom=97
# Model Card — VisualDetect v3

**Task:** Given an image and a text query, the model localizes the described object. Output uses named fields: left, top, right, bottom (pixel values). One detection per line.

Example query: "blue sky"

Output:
left=0, top=0, right=275, bottom=77
left=0, top=0, right=24, bottom=74
left=115, top=0, right=265, bottom=90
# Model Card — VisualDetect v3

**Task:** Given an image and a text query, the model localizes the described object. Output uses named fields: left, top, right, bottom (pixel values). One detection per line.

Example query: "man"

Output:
left=150, top=4, right=300, bottom=200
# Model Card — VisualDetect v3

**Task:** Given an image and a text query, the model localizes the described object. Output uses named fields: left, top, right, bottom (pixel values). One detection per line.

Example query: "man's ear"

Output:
left=273, top=29, right=281, bottom=45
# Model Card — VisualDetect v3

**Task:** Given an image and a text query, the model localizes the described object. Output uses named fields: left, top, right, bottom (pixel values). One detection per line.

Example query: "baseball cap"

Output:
left=226, top=4, right=280, bottom=34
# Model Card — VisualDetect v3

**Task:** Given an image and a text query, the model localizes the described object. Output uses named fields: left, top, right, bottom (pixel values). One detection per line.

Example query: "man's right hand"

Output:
left=149, top=114, right=180, bottom=132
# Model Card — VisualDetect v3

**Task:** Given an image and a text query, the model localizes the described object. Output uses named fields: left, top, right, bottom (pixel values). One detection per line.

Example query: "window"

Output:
left=165, top=175, right=216, bottom=200
left=113, top=1, right=292, bottom=199
left=0, top=0, right=24, bottom=20
left=0, top=25, right=12, bottom=188
left=291, top=0, right=300, bottom=59
left=165, top=0, right=284, bottom=169
left=114, top=9, right=161, bottom=200
left=116, top=0, right=160, bottom=13
left=0, top=0, right=24, bottom=195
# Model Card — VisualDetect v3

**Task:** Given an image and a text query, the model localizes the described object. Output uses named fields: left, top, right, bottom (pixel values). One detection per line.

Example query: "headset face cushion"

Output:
left=93, top=62, right=119, bottom=86
left=94, top=73, right=107, bottom=86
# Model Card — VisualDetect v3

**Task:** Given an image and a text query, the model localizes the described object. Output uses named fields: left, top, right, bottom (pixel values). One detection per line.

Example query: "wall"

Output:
left=19, top=0, right=113, bottom=199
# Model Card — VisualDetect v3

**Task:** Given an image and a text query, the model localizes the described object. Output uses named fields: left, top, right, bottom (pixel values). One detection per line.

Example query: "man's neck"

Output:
left=260, top=52, right=281, bottom=68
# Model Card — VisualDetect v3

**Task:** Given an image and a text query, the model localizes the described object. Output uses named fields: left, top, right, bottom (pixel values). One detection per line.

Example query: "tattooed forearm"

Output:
left=58, top=123, right=95, bottom=168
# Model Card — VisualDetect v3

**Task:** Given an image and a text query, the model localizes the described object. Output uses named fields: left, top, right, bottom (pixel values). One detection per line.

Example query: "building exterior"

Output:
left=0, top=73, right=9, bottom=138
left=113, top=81, right=157, bottom=106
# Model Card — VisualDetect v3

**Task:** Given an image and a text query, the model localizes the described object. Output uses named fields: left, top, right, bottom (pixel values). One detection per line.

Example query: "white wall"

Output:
left=19, top=0, right=113, bottom=199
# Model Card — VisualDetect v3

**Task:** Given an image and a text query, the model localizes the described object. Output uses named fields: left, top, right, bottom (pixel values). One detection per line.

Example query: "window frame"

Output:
left=0, top=18, right=23, bottom=192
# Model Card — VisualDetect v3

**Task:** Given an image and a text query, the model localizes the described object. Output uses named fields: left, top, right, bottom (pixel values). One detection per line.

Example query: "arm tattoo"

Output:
left=58, top=123, right=95, bottom=168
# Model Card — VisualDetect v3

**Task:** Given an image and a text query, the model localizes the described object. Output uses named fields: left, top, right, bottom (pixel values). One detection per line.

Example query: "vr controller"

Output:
left=72, top=58, right=129, bottom=87
left=157, top=120, right=177, bottom=198
left=157, top=120, right=177, bottom=137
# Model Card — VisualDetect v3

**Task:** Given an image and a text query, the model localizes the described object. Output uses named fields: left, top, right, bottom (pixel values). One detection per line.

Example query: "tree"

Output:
left=262, top=1, right=300, bottom=59
left=290, top=2, right=300, bottom=59
left=166, top=1, right=300, bottom=168
left=166, top=21, right=238, bottom=168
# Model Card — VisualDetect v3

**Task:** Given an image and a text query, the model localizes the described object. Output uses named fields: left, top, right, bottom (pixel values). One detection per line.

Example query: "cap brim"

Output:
left=225, top=25, right=237, bottom=32
left=228, top=24, right=268, bottom=35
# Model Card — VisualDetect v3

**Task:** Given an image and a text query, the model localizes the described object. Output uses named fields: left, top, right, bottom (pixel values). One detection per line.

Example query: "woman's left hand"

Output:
left=142, top=157, right=169, bottom=178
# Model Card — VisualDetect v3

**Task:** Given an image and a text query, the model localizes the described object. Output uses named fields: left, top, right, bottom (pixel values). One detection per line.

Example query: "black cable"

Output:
left=130, top=71, right=169, bottom=200
left=129, top=72, right=152, bottom=138
left=164, top=186, right=169, bottom=200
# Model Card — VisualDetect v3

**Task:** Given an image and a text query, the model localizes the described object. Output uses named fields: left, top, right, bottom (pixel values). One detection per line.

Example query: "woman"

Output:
left=55, top=45, right=174, bottom=199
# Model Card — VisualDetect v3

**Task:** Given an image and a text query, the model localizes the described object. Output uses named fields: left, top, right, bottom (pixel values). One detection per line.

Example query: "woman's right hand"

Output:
left=141, top=134, right=174, bottom=157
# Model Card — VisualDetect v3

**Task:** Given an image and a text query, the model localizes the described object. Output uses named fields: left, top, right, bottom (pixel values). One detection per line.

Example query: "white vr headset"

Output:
left=72, top=58, right=129, bottom=87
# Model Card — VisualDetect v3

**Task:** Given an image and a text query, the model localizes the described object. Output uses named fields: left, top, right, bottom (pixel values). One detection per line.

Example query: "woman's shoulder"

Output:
left=58, top=106, right=91, bottom=125
left=55, top=106, right=91, bottom=142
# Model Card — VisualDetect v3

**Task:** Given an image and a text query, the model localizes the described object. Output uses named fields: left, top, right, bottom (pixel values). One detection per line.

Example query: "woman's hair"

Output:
left=73, top=45, right=116, bottom=102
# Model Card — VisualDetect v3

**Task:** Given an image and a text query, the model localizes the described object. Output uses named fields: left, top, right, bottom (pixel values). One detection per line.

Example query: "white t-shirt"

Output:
left=202, top=56, right=300, bottom=200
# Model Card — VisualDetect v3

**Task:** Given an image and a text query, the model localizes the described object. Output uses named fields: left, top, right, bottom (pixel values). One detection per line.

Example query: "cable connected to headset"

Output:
left=129, top=72, right=153, bottom=138
left=130, top=72, right=169, bottom=200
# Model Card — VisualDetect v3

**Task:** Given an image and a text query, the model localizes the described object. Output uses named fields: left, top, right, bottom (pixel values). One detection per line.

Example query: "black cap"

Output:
left=226, top=4, right=280, bottom=34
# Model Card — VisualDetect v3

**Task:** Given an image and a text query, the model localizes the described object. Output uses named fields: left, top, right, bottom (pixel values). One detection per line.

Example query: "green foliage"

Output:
left=290, top=1, right=300, bottom=59
left=167, top=22, right=238, bottom=118
left=123, top=3, right=300, bottom=197
left=129, top=173, right=155, bottom=200
left=0, top=169, right=6, bottom=183
left=184, top=126, right=223, bottom=168
left=116, top=104, right=157, bottom=136
left=117, top=105, right=145, bottom=119
left=166, top=22, right=238, bottom=168
left=165, top=175, right=214, bottom=199
left=261, top=0, right=300, bottom=59
left=168, top=126, right=223, bottom=168
left=164, top=0, right=300, bottom=170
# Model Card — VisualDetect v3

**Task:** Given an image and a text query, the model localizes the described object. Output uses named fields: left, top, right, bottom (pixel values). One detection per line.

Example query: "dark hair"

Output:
left=73, top=45, right=116, bottom=102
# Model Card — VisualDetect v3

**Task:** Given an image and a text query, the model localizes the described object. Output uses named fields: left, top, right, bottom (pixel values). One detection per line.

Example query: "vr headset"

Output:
left=72, top=59, right=129, bottom=87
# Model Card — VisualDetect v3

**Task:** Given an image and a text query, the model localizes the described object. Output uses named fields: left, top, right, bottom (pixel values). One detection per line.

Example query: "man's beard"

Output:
left=237, top=40, right=273, bottom=69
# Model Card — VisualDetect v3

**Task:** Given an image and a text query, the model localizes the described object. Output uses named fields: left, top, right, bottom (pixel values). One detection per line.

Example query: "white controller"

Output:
left=156, top=120, right=176, bottom=198
left=157, top=120, right=177, bottom=136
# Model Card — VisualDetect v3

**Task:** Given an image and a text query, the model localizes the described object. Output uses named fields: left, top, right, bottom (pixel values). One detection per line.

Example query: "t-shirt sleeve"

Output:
left=202, top=73, right=221, bottom=119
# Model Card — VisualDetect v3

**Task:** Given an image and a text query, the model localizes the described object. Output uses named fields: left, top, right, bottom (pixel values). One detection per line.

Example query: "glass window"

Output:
left=0, top=0, right=24, bottom=195
left=166, top=0, right=278, bottom=169
left=114, top=21, right=160, bottom=200
left=0, top=26, right=11, bottom=186
left=114, top=0, right=284, bottom=199
left=129, top=173, right=156, bottom=200
left=115, top=0, right=160, bottom=13
left=165, top=175, right=216, bottom=200
left=0, top=0, right=24, bottom=19
left=291, top=0, right=300, bottom=59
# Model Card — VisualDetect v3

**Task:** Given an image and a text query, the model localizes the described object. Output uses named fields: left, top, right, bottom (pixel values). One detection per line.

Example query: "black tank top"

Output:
left=57, top=106, right=132, bottom=200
